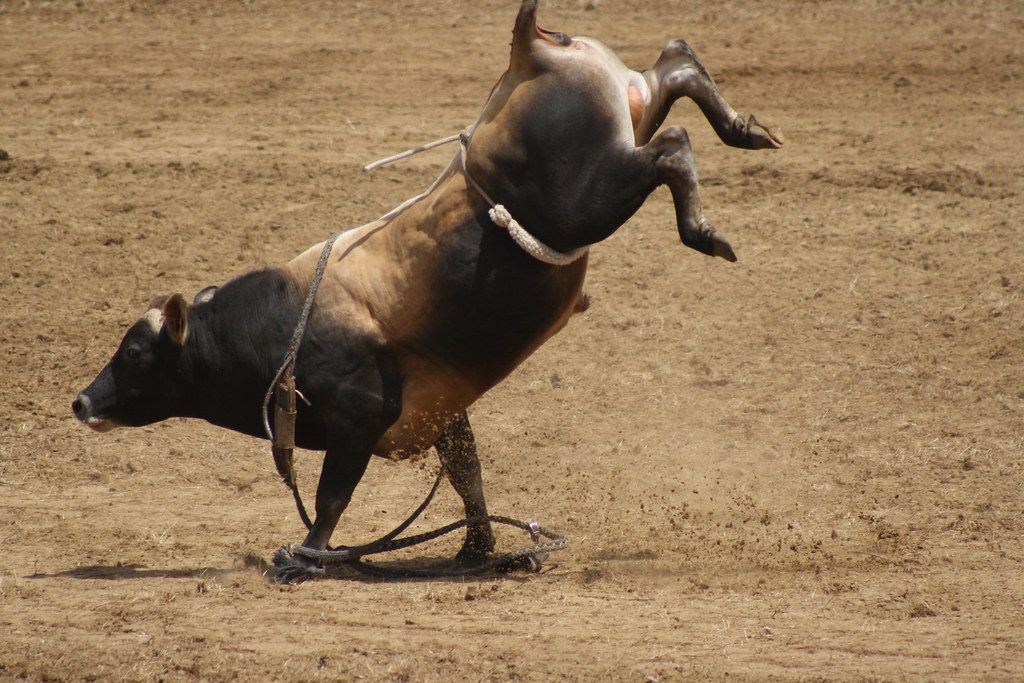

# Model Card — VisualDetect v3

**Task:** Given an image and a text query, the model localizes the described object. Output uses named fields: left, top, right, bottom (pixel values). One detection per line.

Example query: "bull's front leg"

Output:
left=635, top=39, right=784, bottom=150
left=645, top=126, right=736, bottom=261
left=273, top=444, right=373, bottom=583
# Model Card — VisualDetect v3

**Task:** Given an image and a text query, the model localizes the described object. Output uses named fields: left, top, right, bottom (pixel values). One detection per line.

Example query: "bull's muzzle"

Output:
left=72, top=393, right=117, bottom=432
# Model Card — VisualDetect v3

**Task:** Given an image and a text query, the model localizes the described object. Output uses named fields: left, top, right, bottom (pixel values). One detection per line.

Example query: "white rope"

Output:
left=456, top=136, right=588, bottom=266
left=484, top=202, right=588, bottom=266
left=362, top=130, right=589, bottom=267
left=362, top=134, right=461, bottom=172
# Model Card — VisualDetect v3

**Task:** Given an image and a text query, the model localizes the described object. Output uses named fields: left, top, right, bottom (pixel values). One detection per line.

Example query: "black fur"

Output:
left=78, top=268, right=402, bottom=453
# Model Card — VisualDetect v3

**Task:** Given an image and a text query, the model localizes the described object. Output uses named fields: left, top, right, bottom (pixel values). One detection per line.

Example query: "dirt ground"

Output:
left=1, top=0, right=1022, bottom=680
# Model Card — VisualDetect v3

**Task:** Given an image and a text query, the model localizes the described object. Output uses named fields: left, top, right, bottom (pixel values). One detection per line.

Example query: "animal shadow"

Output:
left=29, top=563, right=232, bottom=581
left=284, top=553, right=540, bottom=584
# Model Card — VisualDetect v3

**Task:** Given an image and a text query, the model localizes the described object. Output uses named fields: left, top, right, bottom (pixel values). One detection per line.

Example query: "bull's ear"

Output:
left=162, top=293, right=189, bottom=346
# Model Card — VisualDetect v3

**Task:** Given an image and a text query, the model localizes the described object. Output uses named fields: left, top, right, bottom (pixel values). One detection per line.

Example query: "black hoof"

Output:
left=454, top=546, right=490, bottom=568
left=711, top=231, right=737, bottom=262
left=734, top=112, right=784, bottom=150
left=680, top=220, right=737, bottom=262
left=455, top=532, right=496, bottom=567
left=494, top=554, right=545, bottom=574
left=271, top=546, right=325, bottom=584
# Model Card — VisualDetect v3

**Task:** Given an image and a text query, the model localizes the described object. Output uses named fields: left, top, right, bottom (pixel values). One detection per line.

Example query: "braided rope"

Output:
left=284, top=512, right=568, bottom=579
left=261, top=232, right=341, bottom=445
left=458, top=137, right=589, bottom=266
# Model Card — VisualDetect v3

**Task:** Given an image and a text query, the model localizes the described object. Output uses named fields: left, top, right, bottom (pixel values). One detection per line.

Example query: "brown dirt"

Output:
left=2, top=1, right=1023, bottom=680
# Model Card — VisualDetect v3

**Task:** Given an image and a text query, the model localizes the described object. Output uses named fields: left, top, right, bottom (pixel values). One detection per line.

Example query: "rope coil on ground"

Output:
left=271, top=467, right=569, bottom=581
left=285, top=513, right=568, bottom=579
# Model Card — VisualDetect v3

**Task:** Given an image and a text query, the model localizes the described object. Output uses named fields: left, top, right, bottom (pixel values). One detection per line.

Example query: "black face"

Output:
left=72, top=315, right=184, bottom=431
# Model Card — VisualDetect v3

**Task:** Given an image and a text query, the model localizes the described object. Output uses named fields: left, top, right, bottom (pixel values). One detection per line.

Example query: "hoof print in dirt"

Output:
left=272, top=547, right=325, bottom=584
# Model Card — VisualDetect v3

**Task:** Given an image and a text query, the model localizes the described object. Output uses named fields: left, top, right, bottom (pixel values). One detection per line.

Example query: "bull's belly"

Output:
left=370, top=360, right=477, bottom=459
left=371, top=282, right=587, bottom=459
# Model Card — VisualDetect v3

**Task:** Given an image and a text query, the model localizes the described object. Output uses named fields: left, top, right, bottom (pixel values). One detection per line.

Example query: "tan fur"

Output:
left=278, top=7, right=631, bottom=458
left=280, top=167, right=586, bottom=457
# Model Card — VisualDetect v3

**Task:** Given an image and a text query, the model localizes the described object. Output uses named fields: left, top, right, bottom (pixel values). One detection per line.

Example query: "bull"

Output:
left=73, top=0, right=781, bottom=580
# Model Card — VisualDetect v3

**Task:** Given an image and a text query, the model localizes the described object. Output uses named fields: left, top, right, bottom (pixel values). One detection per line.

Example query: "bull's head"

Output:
left=72, top=294, right=190, bottom=431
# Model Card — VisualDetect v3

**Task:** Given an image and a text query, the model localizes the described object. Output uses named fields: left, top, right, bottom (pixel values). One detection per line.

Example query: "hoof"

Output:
left=454, top=546, right=491, bottom=568
left=734, top=112, right=784, bottom=150
left=681, top=220, right=737, bottom=262
left=711, top=231, right=737, bottom=262
left=271, top=546, right=325, bottom=584
left=455, top=531, right=497, bottom=567
left=495, top=554, right=545, bottom=574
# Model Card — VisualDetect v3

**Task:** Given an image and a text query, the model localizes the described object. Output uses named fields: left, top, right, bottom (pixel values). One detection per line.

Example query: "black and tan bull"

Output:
left=73, top=0, right=782, bottom=579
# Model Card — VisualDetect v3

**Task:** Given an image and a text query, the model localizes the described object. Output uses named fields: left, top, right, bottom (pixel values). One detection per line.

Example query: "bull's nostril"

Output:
left=72, top=397, right=84, bottom=420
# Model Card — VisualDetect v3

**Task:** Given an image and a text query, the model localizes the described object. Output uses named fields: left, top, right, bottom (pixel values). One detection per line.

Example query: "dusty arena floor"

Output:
left=2, top=0, right=1023, bottom=680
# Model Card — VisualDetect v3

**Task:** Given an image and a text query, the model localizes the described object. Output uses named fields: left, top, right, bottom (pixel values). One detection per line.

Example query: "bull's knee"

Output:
left=658, top=39, right=705, bottom=69
left=662, top=38, right=696, bottom=59
left=648, top=125, right=693, bottom=160
left=657, top=39, right=713, bottom=90
left=651, top=128, right=697, bottom=181
left=659, top=125, right=691, bottom=148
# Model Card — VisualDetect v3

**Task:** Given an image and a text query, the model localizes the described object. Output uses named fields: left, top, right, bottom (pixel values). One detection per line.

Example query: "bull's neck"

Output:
left=178, top=269, right=301, bottom=438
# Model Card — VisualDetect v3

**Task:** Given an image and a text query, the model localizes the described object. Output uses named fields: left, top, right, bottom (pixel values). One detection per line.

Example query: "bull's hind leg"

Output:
left=644, top=126, right=736, bottom=261
left=435, top=411, right=496, bottom=565
left=635, top=39, right=784, bottom=150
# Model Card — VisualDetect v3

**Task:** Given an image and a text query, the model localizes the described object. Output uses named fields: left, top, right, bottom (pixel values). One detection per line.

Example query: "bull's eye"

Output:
left=126, top=346, right=141, bottom=361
